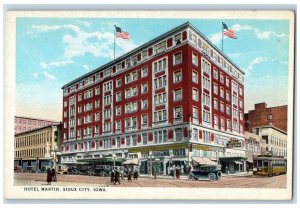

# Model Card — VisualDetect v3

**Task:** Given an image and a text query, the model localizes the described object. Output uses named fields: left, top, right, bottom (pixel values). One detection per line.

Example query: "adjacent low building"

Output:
left=245, top=131, right=262, bottom=170
left=14, top=123, right=62, bottom=171
left=15, top=116, right=59, bottom=134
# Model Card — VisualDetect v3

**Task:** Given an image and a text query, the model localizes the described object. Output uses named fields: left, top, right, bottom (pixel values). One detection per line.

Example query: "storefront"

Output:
left=219, top=157, right=247, bottom=173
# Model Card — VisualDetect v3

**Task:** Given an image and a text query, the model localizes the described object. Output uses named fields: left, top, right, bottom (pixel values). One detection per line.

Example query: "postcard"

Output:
left=4, top=10, right=294, bottom=200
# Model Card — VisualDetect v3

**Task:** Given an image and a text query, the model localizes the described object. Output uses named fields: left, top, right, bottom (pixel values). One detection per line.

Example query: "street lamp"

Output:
left=51, top=146, right=59, bottom=171
left=112, top=153, right=116, bottom=171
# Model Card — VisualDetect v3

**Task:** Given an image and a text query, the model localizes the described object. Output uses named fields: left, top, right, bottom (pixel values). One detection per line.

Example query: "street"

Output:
left=14, top=173, right=287, bottom=188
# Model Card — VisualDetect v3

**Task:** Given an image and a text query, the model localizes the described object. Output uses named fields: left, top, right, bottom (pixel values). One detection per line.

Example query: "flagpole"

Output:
left=114, top=25, right=116, bottom=60
left=221, top=24, right=224, bottom=52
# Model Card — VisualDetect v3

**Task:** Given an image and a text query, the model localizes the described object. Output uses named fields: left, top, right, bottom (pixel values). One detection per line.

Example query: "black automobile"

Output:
left=188, top=165, right=222, bottom=181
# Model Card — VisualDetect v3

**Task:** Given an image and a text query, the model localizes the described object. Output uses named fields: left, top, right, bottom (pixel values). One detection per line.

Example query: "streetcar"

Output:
left=253, top=155, right=287, bottom=177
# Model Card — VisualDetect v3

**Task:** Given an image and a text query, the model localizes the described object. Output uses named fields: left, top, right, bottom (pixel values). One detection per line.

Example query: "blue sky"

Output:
left=16, top=18, right=290, bottom=121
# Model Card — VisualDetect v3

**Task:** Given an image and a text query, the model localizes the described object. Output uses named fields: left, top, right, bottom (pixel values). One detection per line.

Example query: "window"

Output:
left=103, top=95, right=112, bottom=106
left=153, top=58, right=167, bottom=73
left=226, top=77, right=230, bottom=87
left=202, top=93, right=210, bottom=106
left=154, top=75, right=167, bottom=89
left=95, top=100, right=100, bottom=108
left=201, top=58, right=211, bottom=75
left=221, top=118, right=225, bottom=129
left=174, top=89, right=182, bottom=101
left=116, top=92, right=122, bottom=102
left=226, top=92, right=231, bottom=102
left=115, top=121, right=121, bottom=131
left=132, top=71, right=138, bottom=81
left=226, top=105, right=230, bottom=115
left=202, top=110, right=211, bottom=124
left=116, top=78, right=122, bottom=88
left=78, top=93, right=82, bottom=101
left=213, top=68, right=218, bottom=80
left=103, top=81, right=112, bottom=92
left=214, top=115, right=218, bottom=127
left=213, top=84, right=218, bottom=95
left=141, top=83, right=148, bottom=93
left=141, top=99, right=148, bottom=109
left=239, top=87, right=243, bottom=96
left=240, top=100, right=243, bottom=109
left=141, top=67, right=148, bottom=77
left=175, top=33, right=181, bottom=44
left=220, top=73, right=224, bottom=83
left=174, top=70, right=182, bottom=83
left=95, top=113, right=100, bottom=121
left=103, top=122, right=112, bottom=132
left=174, top=106, right=182, bottom=118
left=83, top=89, right=93, bottom=99
left=125, top=74, right=131, bottom=84
left=174, top=52, right=182, bottom=65
left=220, top=88, right=224, bottom=98
left=175, top=128, right=183, bottom=142
left=192, top=52, right=198, bottom=65
left=141, top=115, right=148, bottom=127
left=193, top=128, right=198, bottom=141
left=78, top=106, right=82, bottom=113
left=142, top=133, right=148, bottom=145
left=77, top=118, right=82, bottom=125
left=240, top=112, right=243, bottom=120
left=214, top=99, right=218, bottom=110
left=125, top=86, right=138, bottom=99
left=203, top=131, right=210, bottom=143
left=126, top=136, right=131, bottom=147
left=192, top=88, right=199, bottom=101
left=94, top=126, right=99, bottom=135
left=192, top=71, right=198, bottom=83
left=202, top=76, right=210, bottom=90
left=142, top=50, right=147, bottom=60
left=125, top=102, right=137, bottom=113
left=227, top=120, right=231, bottom=130
left=153, top=110, right=167, bottom=122
left=153, top=130, right=167, bottom=144
left=103, top=109, right=112, bottom=119
left=95, top=86, right=100, bottom=95
left=64, top=101, right=67, bottom=107
left=116, top=106, right=121, bottom=116
left=154, top=41, right=166, bottom=54
left=193, top=107, right=198, bottom=119
left=154, top=93, right=167, bottom=105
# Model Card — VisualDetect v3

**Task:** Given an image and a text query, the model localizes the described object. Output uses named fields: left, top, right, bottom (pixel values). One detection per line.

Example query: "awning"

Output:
left=77, top=157, right=126, bottom=163
left=122, top=158, right=139, bottom=165
left=192, top=157, right=217, bottom=165
left=234, top=161, right=243, bottom=165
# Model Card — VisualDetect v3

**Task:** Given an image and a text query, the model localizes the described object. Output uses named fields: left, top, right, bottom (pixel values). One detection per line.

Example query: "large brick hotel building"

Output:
left=61, top=22, right=246, bottom=174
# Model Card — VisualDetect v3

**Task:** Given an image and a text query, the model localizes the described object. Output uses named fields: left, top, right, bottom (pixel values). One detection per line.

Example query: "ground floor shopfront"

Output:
left=60, top=142, right=247, bottom=175
left=14, top=158, right=53, bottom=171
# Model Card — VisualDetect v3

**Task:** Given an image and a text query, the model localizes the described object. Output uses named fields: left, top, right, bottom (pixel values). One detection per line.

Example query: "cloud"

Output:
left=82, top=64, right=91, bottom=71
left=40, top=60, right=74, bottom=69
left=32, top=23, right=139, bottom=61
left=32, top=71, right=56, bottom=80
left=255, top=30, right=288, bottom=40
left=227, top=52, right=242, bottom=59
left=208, top=24, right=288, bottom=44
left=244, top=56, right=268, bottom=75
left=77, top=20, right=91, bottom=28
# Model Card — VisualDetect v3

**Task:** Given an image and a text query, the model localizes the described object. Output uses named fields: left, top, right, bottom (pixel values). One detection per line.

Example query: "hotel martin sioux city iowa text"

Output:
left=59, top=22, right=248, bottom=175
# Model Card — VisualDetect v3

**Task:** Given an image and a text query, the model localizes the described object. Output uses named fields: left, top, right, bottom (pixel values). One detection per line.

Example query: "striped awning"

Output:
left=192, top=157, right=217, bottom=165
left=123, top=158, right=139, bottom=165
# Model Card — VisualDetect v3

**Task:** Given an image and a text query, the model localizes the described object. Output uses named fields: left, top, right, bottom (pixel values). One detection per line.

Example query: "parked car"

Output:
left=57, top=169, right=68, bottom=175
left=188, top=165, right=222, bottom=181
left=69, top=169, right=81, bottom=175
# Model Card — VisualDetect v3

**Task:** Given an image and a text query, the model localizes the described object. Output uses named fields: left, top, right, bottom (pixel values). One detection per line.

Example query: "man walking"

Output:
left=114, top=170, right=121, bottom=185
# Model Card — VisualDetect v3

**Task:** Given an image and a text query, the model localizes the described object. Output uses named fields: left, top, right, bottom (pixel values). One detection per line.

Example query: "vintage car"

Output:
left=188, top=165, right=222, bottom=181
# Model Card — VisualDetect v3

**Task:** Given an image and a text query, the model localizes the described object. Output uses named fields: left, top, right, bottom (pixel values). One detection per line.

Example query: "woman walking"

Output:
left=46, top=168, right=52, bottom=185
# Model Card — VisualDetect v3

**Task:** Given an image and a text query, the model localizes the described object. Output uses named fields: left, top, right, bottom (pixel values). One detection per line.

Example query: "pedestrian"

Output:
left=153, top=167, right=157, bottom=180
left=46, top=168, right=52, bottom=185
left=114, top=170, right=121, bottom=185
left=133, top=169, right=138, bottom=180
left=120, top=169, right=124, bottom=181
left=176, top=166, right=180, bottom=179
left=51, top=168, right=57, bottom=182
left=111, top=170, right=115, bottom=183
left=171, top=167, right=175, bottom=179
left=246, top=166, right=250, bottom=174
left=225, top=166, right=229, bottom=175
left=128, top=170, right=132, bottom=182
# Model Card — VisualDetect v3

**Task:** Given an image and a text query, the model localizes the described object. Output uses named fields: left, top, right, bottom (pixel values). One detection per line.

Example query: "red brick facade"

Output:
left=245, top=103, right=287, bottom=132
left=60, top=22, right=245, bottom=162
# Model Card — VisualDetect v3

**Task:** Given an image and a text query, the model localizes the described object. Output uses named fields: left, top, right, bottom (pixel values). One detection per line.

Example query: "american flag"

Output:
left=115, top=25, right=130, bottom=40
left=222, top=22, right=237, bottom=39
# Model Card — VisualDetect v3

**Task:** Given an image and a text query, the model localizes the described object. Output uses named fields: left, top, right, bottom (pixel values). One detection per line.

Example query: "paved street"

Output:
left=14, top=173, right=287, bottom=188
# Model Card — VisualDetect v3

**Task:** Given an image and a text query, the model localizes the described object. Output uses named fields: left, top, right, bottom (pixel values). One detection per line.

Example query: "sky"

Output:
left=16, top=18, right=290, bottom=121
